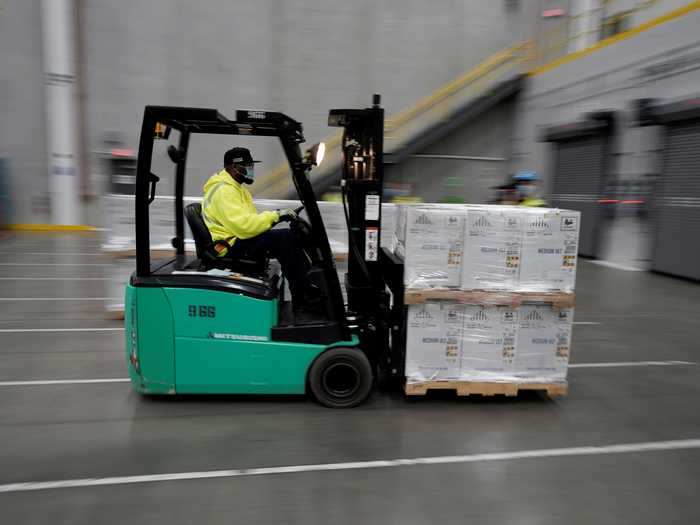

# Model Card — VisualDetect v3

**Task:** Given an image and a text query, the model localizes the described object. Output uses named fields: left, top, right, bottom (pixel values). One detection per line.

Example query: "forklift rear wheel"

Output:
left=308, top=347, right=373, bottom=408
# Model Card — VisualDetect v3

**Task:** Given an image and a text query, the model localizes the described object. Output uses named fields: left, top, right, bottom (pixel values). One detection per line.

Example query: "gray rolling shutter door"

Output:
left=550, top=136, right=605, bottom=257
left=653, top=120, right=700, bottom=279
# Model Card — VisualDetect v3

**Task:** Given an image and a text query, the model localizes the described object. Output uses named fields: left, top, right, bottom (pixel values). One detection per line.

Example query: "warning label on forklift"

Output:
left=365, top=194, right=380, bottom=221
left=365, top=227, right=379, bottom=261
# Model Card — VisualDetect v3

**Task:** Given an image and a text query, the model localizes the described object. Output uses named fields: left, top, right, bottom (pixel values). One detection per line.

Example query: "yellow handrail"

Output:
left=385, top=43, right=527, bottom=131
left=258, top=2, right=693, bottom=197
left=255, top=42, right=530, bottom=197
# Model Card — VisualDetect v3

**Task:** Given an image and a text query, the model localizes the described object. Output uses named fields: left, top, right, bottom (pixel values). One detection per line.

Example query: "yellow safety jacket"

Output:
left=201, top=169, right=279, bottom=254
left=520, top=197, right=547, bottom=207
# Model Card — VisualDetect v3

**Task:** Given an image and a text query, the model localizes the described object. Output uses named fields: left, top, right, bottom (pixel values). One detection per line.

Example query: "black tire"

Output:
left=308, top=347, right=373, bottom=408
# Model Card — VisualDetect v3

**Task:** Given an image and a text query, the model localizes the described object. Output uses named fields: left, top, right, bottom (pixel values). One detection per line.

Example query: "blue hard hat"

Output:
left=513, top=170, right=538, bottom=182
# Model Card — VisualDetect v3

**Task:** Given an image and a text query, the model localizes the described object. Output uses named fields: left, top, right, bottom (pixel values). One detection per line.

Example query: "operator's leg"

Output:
left=230, top=228, right=310, bottom=301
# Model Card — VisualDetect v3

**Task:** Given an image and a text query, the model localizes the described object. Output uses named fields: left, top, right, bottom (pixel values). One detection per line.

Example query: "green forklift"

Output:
left=126, top=96, right=406, bottom=407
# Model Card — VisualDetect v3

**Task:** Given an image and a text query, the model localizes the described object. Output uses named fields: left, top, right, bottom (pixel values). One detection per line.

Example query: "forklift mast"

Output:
left=329, top=94, right=385, bottom=313
left=329, top=95, right=405, bottom=380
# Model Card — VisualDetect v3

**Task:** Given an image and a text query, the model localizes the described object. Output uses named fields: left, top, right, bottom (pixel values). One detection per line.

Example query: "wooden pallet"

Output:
left=404, top=289, right=575, bottom=308
left=405, top=381, right=568, bottom=398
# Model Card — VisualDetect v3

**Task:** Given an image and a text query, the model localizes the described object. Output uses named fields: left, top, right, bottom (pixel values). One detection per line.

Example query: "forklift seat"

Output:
left=184, top=203, right=268, bottom=275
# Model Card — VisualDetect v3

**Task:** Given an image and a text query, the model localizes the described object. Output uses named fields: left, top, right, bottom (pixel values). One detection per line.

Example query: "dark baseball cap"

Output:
left=224, top=147, right=261, bottom=167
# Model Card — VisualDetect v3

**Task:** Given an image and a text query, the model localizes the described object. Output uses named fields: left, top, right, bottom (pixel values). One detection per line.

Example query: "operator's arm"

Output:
left=211, top=187, right=279, bottom=240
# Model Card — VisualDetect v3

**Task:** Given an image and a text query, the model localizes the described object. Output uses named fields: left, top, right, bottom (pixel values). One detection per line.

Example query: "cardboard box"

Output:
left=514, top=304, right=573, bottom=381
left=405, top=301, right=573, bottom=384
left=405, top=303, right=464, bottom=382
left=460, top=305, right=518, bottom=381
left=461, top=206, right=522, bottom=290
left=518, top=209, right=580, bottom=291
left=396, top=206, right=465, bottom=288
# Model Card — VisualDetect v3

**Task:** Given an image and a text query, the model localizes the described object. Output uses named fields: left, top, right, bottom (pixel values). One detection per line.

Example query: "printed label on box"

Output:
left=561, top=215, right=578, bottom=231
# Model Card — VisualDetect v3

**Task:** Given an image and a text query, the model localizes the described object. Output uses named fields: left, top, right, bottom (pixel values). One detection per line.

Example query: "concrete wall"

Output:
left=0, top=0, right=542, bottom=223
left=0, top=0, right=50, bottom=223
left=385, top=96, right=518, bottom=203
left=81, top=0, right=535, bottom=199
left=511, top=8, right=700, bottom=188
left=2, top=1, right=544, bottom=222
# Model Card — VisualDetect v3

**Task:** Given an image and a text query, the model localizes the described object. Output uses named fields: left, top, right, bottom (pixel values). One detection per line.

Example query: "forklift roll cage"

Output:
left=134, top=105, right=348, bottom=338
left=133, top=99, right=407, bottom=396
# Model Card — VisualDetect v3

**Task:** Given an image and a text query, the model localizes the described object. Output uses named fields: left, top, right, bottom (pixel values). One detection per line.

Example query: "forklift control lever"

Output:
left=148, top=172, right=160, bottom=204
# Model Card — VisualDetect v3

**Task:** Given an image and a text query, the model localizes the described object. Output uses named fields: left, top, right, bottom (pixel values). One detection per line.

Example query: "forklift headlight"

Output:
left=305, top=142, right=325, bottom=167
left=315, top=142, right=326, bottom=166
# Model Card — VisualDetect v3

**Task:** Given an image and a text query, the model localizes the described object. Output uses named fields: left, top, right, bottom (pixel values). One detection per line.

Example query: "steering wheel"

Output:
left=289, top=205, right=312, bottom=242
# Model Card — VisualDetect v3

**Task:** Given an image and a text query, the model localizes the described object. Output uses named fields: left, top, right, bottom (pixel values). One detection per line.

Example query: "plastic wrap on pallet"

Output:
left=316, top=201, right=348, bottom=257
left=103, top=195, right=395, bottom=259
left=101, top=196, right=394, bottom=315
left=391, top=204, right=405, bottom=256
left=251, top=199, right=300, bottom=214
left=405, top=301, right=573, bottom=384
left=103, top=194, right=195, bottom=254
left=394, top=205, right=465, bottom=288
left=396, top=204, right=580, bottom=293
left=103, top=194, right=136, bottom=252
left=380, top=203, right=396, bottom=249
left=105, top=257, right=136, bottom=315
left=461, top=205, right=522, bottom=290
left=314, top=201, right=396, bottom=256
left=518, top=208, right=580, bottom=292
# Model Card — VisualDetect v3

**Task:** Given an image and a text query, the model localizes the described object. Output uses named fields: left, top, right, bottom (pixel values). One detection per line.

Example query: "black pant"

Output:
left=228, top=228, right=309, bottom=300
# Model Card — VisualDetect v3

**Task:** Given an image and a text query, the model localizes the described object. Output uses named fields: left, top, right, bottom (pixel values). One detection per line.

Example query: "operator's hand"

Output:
left=277, top=208, right=298, bottom=223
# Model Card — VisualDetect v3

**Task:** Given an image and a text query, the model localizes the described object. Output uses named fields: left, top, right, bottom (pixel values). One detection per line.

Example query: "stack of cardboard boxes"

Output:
left=395, top=204, right=580, bottom=387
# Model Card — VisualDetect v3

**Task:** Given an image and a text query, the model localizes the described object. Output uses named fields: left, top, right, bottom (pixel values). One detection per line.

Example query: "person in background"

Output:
left=491, top=182, right=519, bottom=205
left=514, top=170, right=546, bottom=207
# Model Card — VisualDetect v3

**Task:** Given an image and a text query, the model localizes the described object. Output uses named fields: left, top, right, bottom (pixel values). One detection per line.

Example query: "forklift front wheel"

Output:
left=308, top=347, right=373, bottom=408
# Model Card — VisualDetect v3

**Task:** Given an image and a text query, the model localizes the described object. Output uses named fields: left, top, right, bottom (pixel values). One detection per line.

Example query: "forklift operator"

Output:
left=202, top=147, right=315, bottom=309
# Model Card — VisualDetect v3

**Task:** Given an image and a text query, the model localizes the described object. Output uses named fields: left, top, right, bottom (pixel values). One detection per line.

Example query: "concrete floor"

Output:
left=1, top=232, right=699, bottom=524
